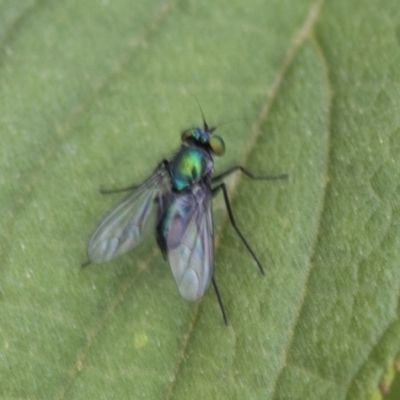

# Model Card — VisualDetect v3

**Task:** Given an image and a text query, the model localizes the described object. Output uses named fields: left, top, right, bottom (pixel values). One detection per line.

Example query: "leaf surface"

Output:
left=1, top=1, right=399, bottom=399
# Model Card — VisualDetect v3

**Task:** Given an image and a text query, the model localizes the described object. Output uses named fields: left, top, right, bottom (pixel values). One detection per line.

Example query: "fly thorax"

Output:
left=169, top=147, right=213, bottom=191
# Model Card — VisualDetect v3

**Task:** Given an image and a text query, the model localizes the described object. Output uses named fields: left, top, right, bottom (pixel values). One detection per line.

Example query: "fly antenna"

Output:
left=185, top=90, right=214, bottom=133
left=194, top=96, right=209, bottom=131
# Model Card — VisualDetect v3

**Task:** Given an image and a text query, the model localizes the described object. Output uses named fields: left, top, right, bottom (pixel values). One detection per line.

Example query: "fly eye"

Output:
left=209, top=136, right=225, bottom=155
left=181, top=129, right=193, bottom=142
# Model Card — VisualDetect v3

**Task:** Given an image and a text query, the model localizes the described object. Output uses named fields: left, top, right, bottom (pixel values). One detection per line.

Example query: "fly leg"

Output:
left=99, top=184, right=139, bottom=194
left=212, top=276, right=228, bottom=325
left=212, top=183, right=265, bottom=275
left=99, top=159, right=170, bottom=194
left=212, top=165, right=288, bottom=184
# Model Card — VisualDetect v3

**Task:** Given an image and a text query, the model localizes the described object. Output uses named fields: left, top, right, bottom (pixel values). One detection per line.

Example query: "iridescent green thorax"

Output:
left=169, top=146, right=213, bottom=191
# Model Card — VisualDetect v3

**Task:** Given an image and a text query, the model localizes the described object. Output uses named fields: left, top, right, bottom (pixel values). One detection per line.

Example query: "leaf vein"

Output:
left=268, top=2, right=333, bottom=398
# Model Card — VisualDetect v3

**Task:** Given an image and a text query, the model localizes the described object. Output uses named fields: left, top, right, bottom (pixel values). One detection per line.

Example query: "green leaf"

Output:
left=1, top=0, right=399, bottom=399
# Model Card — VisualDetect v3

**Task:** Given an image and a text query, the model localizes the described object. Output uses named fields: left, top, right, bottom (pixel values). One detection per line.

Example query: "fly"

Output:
left=83, top=107, right=287, bottom=324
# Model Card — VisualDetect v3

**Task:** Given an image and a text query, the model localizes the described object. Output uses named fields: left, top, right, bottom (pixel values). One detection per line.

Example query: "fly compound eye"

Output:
left=181, top=129, right=193, bottom=143
left=209, top=136, right=225, bottom=155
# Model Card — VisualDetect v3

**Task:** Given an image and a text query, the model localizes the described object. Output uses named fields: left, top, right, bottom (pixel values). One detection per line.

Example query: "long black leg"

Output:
left=99, top=160, right=170, bottom=194
left=213, top=183, right=265, bottom=275
left=212, top=165, right=288, bottom=184
left=99, top=184, right=139, bottom=194
left=81, top=260, right=91, bottom=268
left=212, top=276, right=227, bottom=325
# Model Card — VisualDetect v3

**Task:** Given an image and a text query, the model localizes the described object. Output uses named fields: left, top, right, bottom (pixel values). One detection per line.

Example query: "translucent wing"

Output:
left=162, top=183, right=214, bottom=301
left=87, top=164, right=170, bottom=263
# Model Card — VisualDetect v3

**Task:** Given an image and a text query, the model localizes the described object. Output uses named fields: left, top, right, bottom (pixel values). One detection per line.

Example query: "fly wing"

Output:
left=87, top=163, right=170, bottom=263
left=164, top=184, right=213, bottom=301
